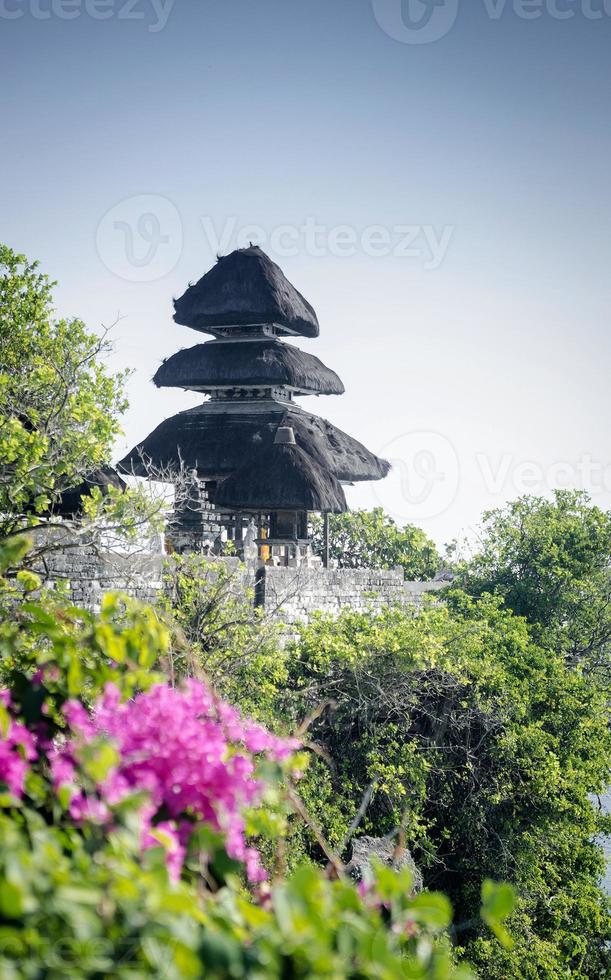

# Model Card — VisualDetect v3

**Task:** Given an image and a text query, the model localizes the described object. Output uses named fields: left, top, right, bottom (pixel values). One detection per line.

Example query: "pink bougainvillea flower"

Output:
left=0, top=690, right=38, bottom=799
left=53, top=679, right=299, bottom=882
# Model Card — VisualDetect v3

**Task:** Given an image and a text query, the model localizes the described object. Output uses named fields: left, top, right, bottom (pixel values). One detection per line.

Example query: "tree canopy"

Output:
left=312, top=507, right=440, bottom=580
left=200, top=592, right=609, bottom=979
left=455, top=490, right=611, bottom=681
left=0, top=244, right=128, bottom=537
left=178, top=499, right=611, bottom=980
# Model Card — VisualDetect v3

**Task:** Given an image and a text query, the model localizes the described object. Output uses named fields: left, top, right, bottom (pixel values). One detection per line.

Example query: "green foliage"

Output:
left=157, top=503, right=611, bottom=977
left=312, top=508, right=439, bottom=580
left=231, top=597, right=610, bottom=979
left=0, top=537, right=168, bottom=717
left=0, top=805, right=205, bottom=979
left=455, top=490, right=611, bottom=679
left=480, top=879, right=515, bottom=949
left=0, top=805, right=478, bottom=978
left=161, top=553, right=289, bottom=718
left=0, top=244, right=128, bottom=537
left=0, top=540, right=478, bottom=979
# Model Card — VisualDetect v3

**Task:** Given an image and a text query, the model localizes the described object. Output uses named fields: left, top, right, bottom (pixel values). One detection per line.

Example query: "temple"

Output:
left=119, top=246, right=389, bottom=565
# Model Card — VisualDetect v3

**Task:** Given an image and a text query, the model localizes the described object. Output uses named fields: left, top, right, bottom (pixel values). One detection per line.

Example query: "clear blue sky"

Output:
left=2, top=0, right=610, bottom=546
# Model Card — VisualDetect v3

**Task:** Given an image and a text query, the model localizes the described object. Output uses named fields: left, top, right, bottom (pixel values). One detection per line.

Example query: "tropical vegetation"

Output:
left=0, top=245, right=608, bottom=978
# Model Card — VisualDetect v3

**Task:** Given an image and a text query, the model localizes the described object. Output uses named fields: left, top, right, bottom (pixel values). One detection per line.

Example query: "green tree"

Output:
left=0, top=245, right=128, bottom=539
left=235, top=597, right=610, bottom=979
left=455, top=491, right=611, bottom=678
left=312, top=508, right=439, bottom=580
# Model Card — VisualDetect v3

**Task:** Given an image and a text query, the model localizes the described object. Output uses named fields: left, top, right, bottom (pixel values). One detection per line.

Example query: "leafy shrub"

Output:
left=0, top=538, right=489, bottom=978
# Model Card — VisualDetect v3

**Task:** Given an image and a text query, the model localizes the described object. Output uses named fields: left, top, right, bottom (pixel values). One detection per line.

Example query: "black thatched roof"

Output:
left=173, top=247, right=320, bottom=338
left=118, top=402, right=390, bottom=484
left=53, top=466, right=126, bottom=517
left=153, top=340, right=344, bottom=395
left=215, top=441, right=347, bottom=513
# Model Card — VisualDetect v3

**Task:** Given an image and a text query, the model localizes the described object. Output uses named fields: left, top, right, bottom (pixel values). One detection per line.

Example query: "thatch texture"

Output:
left=173, top=246, right=320, bottom=338
left=118, top=402, right=390, bottom=484
left=153, top=339, right=344, bottom=395
left=53, top=466, right=126, bottom=517
left=215, top=442, right=347, bottom=513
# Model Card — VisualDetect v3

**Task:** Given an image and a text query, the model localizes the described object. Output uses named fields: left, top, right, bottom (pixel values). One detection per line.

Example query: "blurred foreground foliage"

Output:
left=0, top=537, right=501, bottom=979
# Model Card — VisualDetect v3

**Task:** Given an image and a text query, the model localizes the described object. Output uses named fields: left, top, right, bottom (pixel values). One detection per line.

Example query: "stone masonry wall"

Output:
left=38, top=544, right=164, bottom=611
left=258, top=566, right=445, bottom=625
left=37, top=543, right=444, bottom=623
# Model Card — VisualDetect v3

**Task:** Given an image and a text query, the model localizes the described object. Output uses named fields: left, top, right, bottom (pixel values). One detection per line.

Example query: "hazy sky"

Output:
left=2, top=0, right=610, bottom=546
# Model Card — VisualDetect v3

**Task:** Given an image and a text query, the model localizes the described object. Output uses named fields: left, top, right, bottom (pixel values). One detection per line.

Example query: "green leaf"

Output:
left=80, top=741, right=119, bottom=784
left=481, top=879, right=515, bottom=921
left=481, top=879, right=515, bottom=949
left=0, top=881, right=26, bottom=919
left=408, top=891, right=453, bottom=930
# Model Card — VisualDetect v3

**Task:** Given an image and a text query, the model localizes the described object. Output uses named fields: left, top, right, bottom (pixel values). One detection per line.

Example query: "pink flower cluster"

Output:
left=0, top=690, right=37, bottom=798
left=51, top=680, right=298, bottom=882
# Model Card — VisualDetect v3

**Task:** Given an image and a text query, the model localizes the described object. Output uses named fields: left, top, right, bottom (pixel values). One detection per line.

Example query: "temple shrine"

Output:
left=119, top=246, right=389, bottom=565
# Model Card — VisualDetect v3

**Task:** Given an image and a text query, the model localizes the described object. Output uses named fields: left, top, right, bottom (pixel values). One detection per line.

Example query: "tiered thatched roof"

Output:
left=120, top=247, right=389, bottom=514
left=215, top=440, right=347, bottom=513
left=173, top=246, right=319, bottom=338
left=153, top=339, right=344, bottom=395
left=118, top=402, right=390, bottom=484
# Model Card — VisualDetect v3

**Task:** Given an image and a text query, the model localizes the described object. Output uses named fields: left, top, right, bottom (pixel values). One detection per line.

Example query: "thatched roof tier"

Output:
left=153, top=340, right=344, bottom=395
left=173, top=247, right=320, bottom=338
left=53, top=466, right=126, bottom=517
left=215, top=441, right=347, bottom=514
left=118, top=402, right=390, bottom=484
